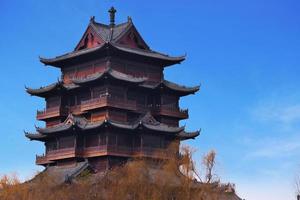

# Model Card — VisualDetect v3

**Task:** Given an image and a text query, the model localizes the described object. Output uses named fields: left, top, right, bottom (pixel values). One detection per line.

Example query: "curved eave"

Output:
left=81, top=121, right=105, bottom=130
left=162, top=80, right=200, bottom=96
left=35, top=121, right=105, bottom=135
left=36, top=124, right=73, bottom=134
left=26, top=83, right=78, bottom=98
left=108, top=120, right=139, bottom=130
left=177, top=130, right=200, bottom=141
left=111, top=43, right=185, bottom=67
left=26, top=82, right=61, bottom=97
left=177, top=131, right=200, bottom=140
left=141, top=123, right=184, bottom=133
left=109, top=120, right=183, bottom=133
left=72, top=69, right=147, bottom=85
left=35, top=119, right=184, bottom=136
left=25, top=132, right=47, bottom=141
left=39, top=42, right=185, bottom=68
left=39, top=44, right=106, bottom=67
left=109, top=69, right=147, bottom=83
left=140, top=80, right=200, bottom=96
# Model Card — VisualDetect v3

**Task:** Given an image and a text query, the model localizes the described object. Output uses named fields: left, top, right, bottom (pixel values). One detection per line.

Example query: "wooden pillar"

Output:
left=90, top=88, right=93, bottom=99
left=141, top=134, right=143, bottom=152
left=56, top=137, right=59, bottom=149
left=116, top=133, right=118, bottom=147
left=74, top=135, right=77, bottom=148
left=106, top=131, right=108, bottom=146
left=83, top=134, right=86, bottom=148
left=75, top=94, right=78, bottom=106
left=58, top=96, right=61, bottom=107
left=98, top=134, right=100, bottom=146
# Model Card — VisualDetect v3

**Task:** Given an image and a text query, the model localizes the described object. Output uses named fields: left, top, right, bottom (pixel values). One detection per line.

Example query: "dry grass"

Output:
left=0, top=147, right=225, bottom=200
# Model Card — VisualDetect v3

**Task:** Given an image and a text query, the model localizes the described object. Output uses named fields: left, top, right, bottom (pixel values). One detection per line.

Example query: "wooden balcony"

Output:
left=152, top=105, right=189, bottom=119
left=134, top=146, right=175, bottom=159
left=80, top=145, right=170, bottom=159
left=36, top=146, right=171, bottom=165
left=80, top=96, right=136, bottom=112
left=36, top=106, right=67, bottom=120
left=36, top=148, right=77, bottom=165
left=77, top=145, right=107, bottom=157
left=68, top=105, right=81, bottom=115
left=35, top=154, right=54, bottom=165
left=46, top=147, right=76, bottom=160
left=77, top=145, right=135, bottom=157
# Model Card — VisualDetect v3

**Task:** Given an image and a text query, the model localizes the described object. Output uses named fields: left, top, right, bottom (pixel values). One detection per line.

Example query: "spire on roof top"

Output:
left=108, top=7, right=117, bottom=27
left=127, top=16, right=132, bottom=23
left=90, top=16, right=95, bottom=23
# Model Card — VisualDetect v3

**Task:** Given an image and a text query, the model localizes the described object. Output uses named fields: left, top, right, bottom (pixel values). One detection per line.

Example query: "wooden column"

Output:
left=90, top=87, right=94, bottom=99
left=98, top=134, right=100, bottom=146
left=106, top=131, right=108, bottom=146
left=116, top=133, right=118, bottom=147
left=141, top=134, right=143, bottom=152
left=74, top=135, right=77, bottom=148
left=56, top=137, right=59, bottom=150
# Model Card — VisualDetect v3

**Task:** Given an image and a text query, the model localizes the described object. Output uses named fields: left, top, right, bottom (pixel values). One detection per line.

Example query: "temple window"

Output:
left=46, top=96, right=60, bottom=108
left=85, top=134, right=99, bottom=147
left=59, top=136, right=74, bottom=149
left=46, top=140, right=57, bottom=152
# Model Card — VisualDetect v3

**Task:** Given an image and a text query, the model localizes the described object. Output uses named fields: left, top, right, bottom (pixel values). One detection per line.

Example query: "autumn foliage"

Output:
left=0, top=147, right=229, bottom=200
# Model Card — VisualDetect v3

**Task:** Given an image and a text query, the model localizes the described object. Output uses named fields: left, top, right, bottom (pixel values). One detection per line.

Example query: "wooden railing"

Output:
left=36, top=145, right=171, bottom=165
left=36, top=106, right=67, bottom=120
left=152, top=105, right=189, bottom=119
left=81, top=96, right=136, bottom=112
left=68, top=105, right=81, bottom=114
left=81, top=145, right=171, bottom=158
left=46, top=147, right=76, bottom=160
left=36, top=154, right=49, bottom=165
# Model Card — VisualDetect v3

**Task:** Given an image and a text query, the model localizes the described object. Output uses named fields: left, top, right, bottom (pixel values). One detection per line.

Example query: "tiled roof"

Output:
left=91, top=21, right=132, bottom=42
left=26, top=113, right=198, bottom=141
left=141, top=80, right=200, bottom=96
left=39, top=42, right=185, bottom=67
left=177, top=130, right=200, bottom=140
left=72, top=68, right=147, bottom=85
left=26, top=82, right=78, bottom=97
left=26, top=77, right=199, bottom=98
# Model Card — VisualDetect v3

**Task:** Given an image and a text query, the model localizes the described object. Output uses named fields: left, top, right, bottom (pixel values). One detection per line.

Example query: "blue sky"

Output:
left=0, top=0, right=300, bottom=199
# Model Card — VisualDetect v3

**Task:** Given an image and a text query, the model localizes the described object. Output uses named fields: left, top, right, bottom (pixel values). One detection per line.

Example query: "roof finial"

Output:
left=127, top=16, right=132, bottom=23
left=90, top=16, right=95, bottom=23
left=108, top=7, right=117, bottom=27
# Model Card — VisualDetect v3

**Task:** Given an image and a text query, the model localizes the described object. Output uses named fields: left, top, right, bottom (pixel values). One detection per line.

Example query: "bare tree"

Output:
left=296, top=174, right=300, bottom=200
left=202, top=150, right=219, bottom=183
left=0, top=145, right=225, bottom=200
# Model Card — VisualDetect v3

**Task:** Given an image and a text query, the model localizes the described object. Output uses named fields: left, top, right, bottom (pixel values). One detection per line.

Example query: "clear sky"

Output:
left=0, top=0, right=300, bottom=199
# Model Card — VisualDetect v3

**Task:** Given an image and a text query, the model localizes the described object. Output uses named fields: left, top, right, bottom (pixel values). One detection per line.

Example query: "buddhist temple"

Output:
left=25, top=7, right=200, bottom=177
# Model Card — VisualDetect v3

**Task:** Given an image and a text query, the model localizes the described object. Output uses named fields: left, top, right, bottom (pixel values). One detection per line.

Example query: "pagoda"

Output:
left=25, top=7, right=200, bottom=175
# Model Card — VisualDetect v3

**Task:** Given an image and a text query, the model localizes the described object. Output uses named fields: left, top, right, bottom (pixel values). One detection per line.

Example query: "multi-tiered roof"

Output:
left=25, top=7, right=200, bottom=174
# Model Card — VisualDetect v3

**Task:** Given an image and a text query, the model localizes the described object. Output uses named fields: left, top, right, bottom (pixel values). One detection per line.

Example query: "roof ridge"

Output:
left=40, top=44, right=104, bottom=62
left=112, top=21, right=133, bottom=42
left=92, top=21, right=110, bottom=28
left=111, top=42, right=185, bottom=59
left=93, top=20, right=129, bottom=28
left=163, top=79, right=200, bottom=89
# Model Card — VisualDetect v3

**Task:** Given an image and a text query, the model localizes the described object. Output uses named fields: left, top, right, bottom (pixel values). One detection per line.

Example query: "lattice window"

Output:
left=59, top=136, right=74, bottom=149
left=85, top=134, right=99, bottom=147
left=143, top=135, right=161, bottom=148
left=46, top=96, right=60, bottom=108
left=46, top=140, right=57, bottom=152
